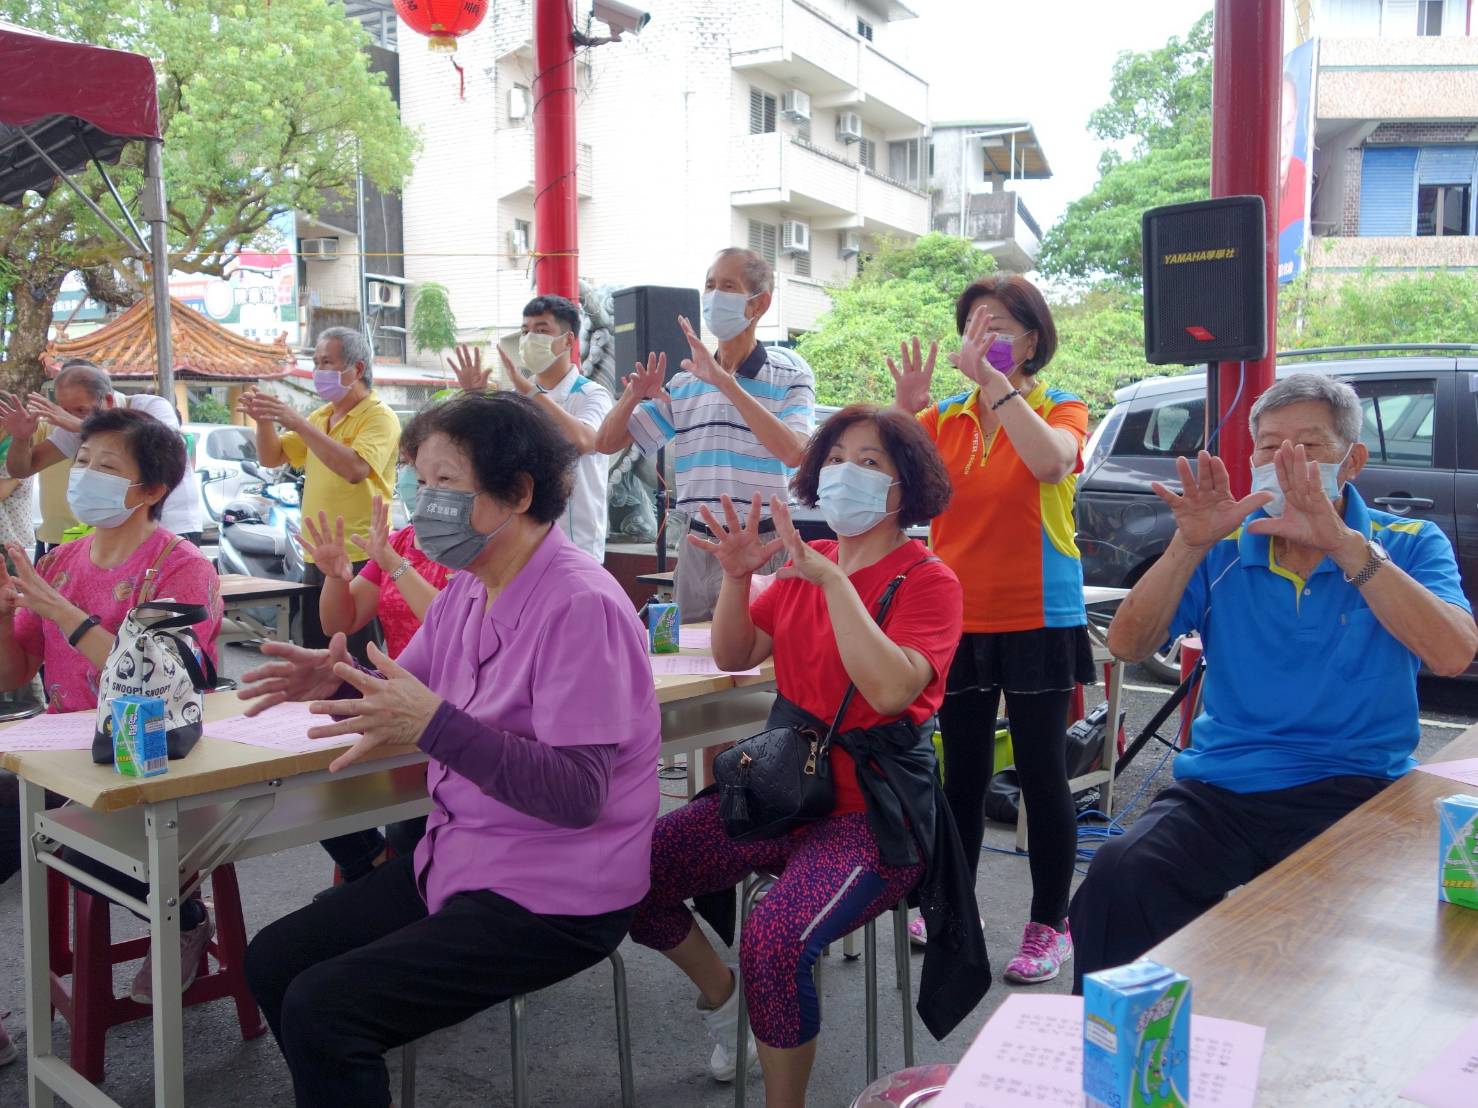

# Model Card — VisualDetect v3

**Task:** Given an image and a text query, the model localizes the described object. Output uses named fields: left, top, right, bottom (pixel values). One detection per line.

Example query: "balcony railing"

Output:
left=933, top=191, right=1043, bottom=269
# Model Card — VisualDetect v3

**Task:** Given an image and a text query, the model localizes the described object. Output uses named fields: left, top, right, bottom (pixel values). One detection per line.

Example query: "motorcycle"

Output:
left=204, top=461, right=305, bottom=632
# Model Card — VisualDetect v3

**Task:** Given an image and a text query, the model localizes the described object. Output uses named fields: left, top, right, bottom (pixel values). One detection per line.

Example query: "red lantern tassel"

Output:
left=450, top=56, right=465, bottom=101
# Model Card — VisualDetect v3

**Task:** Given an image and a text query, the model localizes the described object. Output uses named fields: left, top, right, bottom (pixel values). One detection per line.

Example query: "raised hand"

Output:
left=770, top=498, right=841, bottom=588
left=887, top=337, right=938, bottom=414
left=949, top=307, right=1001, bottom=386
left=1155, top=450, right=1273, bottom=552
left=448, top=343, right=495, bottom=394
left=350, top=496, right=396, bottom=570
left=497, top=345, right=535, bottom=396
left=305, top=641, right=443, bottom=772
left=0, top=559, right=21, bottom=620
left=4, top=542, right=73, bottom=626
left=687, top=493, right=784, bottom=580
left=621, top=352, right=669, bottom=405
left=300, top=511, right=356, bottom=582
left=0, top=392, right=40, bottom=441
left=1245, top=442, right=1352, bottom=553
left=237, top=631, right=353, bottom=715
left=236, top=388, right=303, bottom=431
left=677, top=315, right=732, bottom=387
left=25, top=392, right=83, bottom=433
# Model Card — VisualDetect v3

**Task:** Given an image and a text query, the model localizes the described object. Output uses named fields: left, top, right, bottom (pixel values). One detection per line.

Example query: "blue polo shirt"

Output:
left=1168, top=486, right=1469, bottom=794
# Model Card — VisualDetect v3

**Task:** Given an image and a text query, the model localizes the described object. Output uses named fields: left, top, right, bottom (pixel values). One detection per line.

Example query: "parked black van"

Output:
left=1075, top=347, right=1478, bottom=680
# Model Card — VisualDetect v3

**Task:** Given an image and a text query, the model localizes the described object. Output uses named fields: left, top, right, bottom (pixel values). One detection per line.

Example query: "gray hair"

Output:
left=712, top=247, right=774, bottom=296
left=1247, top=372, right=1362, bottom=448
left=54, top=360, right=114, bottom=402
left=318, top=326, right=374, bottom=386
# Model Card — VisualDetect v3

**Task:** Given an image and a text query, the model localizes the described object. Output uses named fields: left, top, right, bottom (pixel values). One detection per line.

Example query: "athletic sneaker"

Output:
left=698, top=967, right=758, bottom=1083
left=1002, top=920, right=1072, bottom=984
left=0, top=1011, right=17, bottom=1066
left=907, top=912, right=986, bottom=948
left=129, top=916, right=215, bottom=1004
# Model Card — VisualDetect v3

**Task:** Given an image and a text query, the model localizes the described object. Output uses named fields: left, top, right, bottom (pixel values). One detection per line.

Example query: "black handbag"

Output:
left=713, top=556, right=937, bottom=841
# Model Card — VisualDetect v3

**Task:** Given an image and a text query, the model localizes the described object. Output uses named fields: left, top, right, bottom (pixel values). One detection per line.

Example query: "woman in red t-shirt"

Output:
left=631, top=407, right=989, bottom=1107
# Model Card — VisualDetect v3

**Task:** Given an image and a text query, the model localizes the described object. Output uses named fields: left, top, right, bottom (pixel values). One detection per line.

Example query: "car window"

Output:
left=1350, top=379, right=1435, bottom=468
left=207, top=429, right=258, bottom=463
left=1110, top=395, right=1205, bottom=458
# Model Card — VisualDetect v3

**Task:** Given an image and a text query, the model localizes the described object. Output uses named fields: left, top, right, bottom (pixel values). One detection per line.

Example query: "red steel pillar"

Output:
left=1210, top=0, right=1282, bottom=495
left=533, top=0, right=579, bottom=299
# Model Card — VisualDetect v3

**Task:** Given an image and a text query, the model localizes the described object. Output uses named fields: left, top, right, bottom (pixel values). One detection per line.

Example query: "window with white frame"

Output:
left=856, top=17, right=874, bottom=40
left=858, top=138, right=877, bottom=172
left=888, top=139, right=922, bottom=186
left=748, top=219, right=778, bottom=265
left=1417, top=0, right=1444, bottom=35
left=749, top=88, right=777, bottom=135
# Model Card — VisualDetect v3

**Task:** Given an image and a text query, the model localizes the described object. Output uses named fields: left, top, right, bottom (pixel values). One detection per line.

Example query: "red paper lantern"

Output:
left=393, top=0, right=489, bottom=53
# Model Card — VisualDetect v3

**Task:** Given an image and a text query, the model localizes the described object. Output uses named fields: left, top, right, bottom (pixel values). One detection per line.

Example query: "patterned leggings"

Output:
left=630, top=795, right=923, bottom=1049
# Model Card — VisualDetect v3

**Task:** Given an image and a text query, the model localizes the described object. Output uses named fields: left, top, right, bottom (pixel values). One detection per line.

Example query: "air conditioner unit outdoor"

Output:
left=369, top=280, right=403, bottom=309
left=300, top=237, right=339, bottom=261
left=836, top=112, right=863, bottom=143
left=780, top=220, right=811, bottom=254
left=839, top=230, right=862, bottom=258
left=509, top=86, right=529, bottom=121
left=780, top=90, right=811, bottom=122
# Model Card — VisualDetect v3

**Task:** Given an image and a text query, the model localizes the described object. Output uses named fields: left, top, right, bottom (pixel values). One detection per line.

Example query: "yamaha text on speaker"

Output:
left=613, top=285, right=701, bottom=385
left=1141, top=196, right=1268, bottom=365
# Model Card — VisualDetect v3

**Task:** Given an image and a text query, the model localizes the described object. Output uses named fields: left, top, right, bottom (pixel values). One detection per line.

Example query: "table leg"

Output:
left=271, top=598, right=288, bottom=643
left=20, top=780, right=56, bottom=1108
left=1101, top=660, right=1124, bottom=818
left=145, top=801, right=186, bottom=1108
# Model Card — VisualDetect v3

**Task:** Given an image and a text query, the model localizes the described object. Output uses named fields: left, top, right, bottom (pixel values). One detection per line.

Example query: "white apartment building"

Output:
left=394, top=0, right=931, bottom=362
left=927, top=120, right=1052, bottom=274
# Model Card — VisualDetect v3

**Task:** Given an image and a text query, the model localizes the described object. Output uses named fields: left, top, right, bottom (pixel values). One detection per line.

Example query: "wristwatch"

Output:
left=389, top=559, right=412, bottom=582
left=1343, top=539, right=1390, bottom=589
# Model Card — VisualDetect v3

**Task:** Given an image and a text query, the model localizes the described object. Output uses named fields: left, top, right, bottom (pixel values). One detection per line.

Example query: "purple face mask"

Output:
left=985, top=334, right=1017, bottom=373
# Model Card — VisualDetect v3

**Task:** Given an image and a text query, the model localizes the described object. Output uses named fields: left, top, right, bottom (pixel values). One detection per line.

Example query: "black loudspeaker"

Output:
left=613, top=285, right=702, bottom=385
left=1141, top=196, right=1268, bottom=365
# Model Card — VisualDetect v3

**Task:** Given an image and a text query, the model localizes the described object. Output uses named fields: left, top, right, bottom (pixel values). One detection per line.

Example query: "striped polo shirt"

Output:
left=627, top=343, right=815, bottom=518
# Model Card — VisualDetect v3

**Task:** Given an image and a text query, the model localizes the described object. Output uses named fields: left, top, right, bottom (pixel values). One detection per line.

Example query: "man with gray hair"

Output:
left=0, top=358, right=203, bottom=543
left=237, top=326, right=400, bottom=652
left=1068, top=371, right=1476, bottom=990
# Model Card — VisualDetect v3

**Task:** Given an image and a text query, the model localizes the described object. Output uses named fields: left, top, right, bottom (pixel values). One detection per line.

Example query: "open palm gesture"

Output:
left=448, top=344, right=494, bottom=393
left=0, top=392, right=39, bottom=442
left=300, top=511, right=356, bottom=582
left=1156, top=451, right=1272, bottom=552
left=621, top=352, right=669, bottom=405
left=770, top=498, right=842, bottom=588
left=237, top=632, right=354, bottom=715
left=1245, top=442, right=1351, bottom=553
left=888, top=337, right=937, bottom=414
left=678, top=315, right=732, bottom=387
left=350, top=496, right=396, bottom=569
left=688, top=493, right=783, bottom=579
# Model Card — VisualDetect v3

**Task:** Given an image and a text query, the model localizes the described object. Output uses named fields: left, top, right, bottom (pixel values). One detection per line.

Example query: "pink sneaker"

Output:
left=1002, top=921, right=1072, bottom=984
left=0, top=1010, right=17, bottom=1066
left=906, top=912, right=985, bottom=948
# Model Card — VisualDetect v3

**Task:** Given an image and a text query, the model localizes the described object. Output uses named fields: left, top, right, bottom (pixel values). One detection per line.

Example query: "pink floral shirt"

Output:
left=14, top=529, right=223, bottom=713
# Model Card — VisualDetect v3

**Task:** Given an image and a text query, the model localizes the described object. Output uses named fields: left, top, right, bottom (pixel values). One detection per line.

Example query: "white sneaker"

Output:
left=698, top=967, right=758, bottom=1083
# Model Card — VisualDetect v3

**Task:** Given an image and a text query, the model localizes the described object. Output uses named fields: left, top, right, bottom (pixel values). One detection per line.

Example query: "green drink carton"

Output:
left=1437, top=793, right=1478, bottom=910
left=111, top=696, right=168, bottom=778
left=1083, top=959, right=1191, bottom=1108
left=648, top=602, right=680, bottom=654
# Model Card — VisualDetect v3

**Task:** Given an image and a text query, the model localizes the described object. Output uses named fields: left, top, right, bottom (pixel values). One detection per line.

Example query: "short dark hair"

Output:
left=790, top=405, right=952, bottom=529
left=522, top=295, right=580, bottom=333
left=54, top=361, right=114, bottom=402
left=402, top=392, right=577, bottom=524
left=954, top=275, right=1058, bottom=374
left=79, top=407, right=187, bottom=522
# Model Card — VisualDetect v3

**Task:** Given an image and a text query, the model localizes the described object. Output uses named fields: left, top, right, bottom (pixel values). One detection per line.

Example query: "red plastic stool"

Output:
left=1176, top=635, right=1204, bottom=750
left=46, top=862, right=266, bottom=1082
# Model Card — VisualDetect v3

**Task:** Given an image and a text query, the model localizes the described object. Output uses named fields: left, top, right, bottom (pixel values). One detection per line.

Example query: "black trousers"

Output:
left=320, top=816, right=426, bottom=882
left=1068, top=774, right=1391, bottom=993
left=245, top=855, right=634, bottom=1108
left=939, top=686, right=1076, bottom=926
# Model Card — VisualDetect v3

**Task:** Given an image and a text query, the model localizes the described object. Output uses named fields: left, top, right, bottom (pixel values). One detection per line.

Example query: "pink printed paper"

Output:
left=1400, top=1016, right=1478, bottom=1108
left=0, top=710, right=95, bottom=752
left=206, top=701, right=357, bottom=754
left=933, top=994, right=1265, bottom=1108
left=649, top=654, right=760, bottom=677
left=1415, top=757, right=1478, bottom=790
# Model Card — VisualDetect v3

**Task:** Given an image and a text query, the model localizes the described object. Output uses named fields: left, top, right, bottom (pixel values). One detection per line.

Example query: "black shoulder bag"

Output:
left=713, top=555, right=938, bottom=841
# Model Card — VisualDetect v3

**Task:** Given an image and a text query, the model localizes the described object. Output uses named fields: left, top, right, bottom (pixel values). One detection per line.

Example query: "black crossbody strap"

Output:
left=820, top=554, right=941, bottom=750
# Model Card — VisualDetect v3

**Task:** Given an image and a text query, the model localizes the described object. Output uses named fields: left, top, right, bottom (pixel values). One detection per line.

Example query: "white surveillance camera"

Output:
left=592, top=0, right=650, bottom=40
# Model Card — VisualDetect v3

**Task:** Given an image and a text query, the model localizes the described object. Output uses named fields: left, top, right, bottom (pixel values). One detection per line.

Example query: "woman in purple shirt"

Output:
left=239, top=393, right=661, bottom=1107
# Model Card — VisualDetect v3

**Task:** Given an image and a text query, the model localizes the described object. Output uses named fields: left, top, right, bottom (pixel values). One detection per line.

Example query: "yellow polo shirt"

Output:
left=279, top=391, right=400, bottom=563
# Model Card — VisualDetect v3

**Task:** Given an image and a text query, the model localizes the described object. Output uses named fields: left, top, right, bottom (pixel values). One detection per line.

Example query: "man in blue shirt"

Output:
left=1070, top=373, right=1477, bottom=992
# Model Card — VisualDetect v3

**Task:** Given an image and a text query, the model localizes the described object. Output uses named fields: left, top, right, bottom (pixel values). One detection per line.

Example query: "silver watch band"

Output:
left=389, top=559, right=412, bottom=582
left=1346, top=546, right=1385, bottom=589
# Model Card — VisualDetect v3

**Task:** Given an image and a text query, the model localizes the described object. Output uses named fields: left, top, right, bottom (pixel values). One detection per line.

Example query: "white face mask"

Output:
left=1250, top=444, right=1352, bottom=517
left=518, top=332, right=562, bottom=375
left=817, top=462, right=898, bottom=537
left=702, top=289, right=760, bottom=342
left=68, top=468, right=142, bottom=529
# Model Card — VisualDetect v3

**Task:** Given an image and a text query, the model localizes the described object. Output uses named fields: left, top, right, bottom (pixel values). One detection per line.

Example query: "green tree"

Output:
left=1278, top=267, right=1478, bottom=349
left=187, top=392, right=233, bottom=424
left=410, top=282, right=458, bottom=361
left=1048, top=285, right=1167, bottom=417
left=0, top=0, right=417, bottom=390
left=1037, top=11, right=1213, bottom=285
left=796, top=234, right=997, bottom=407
